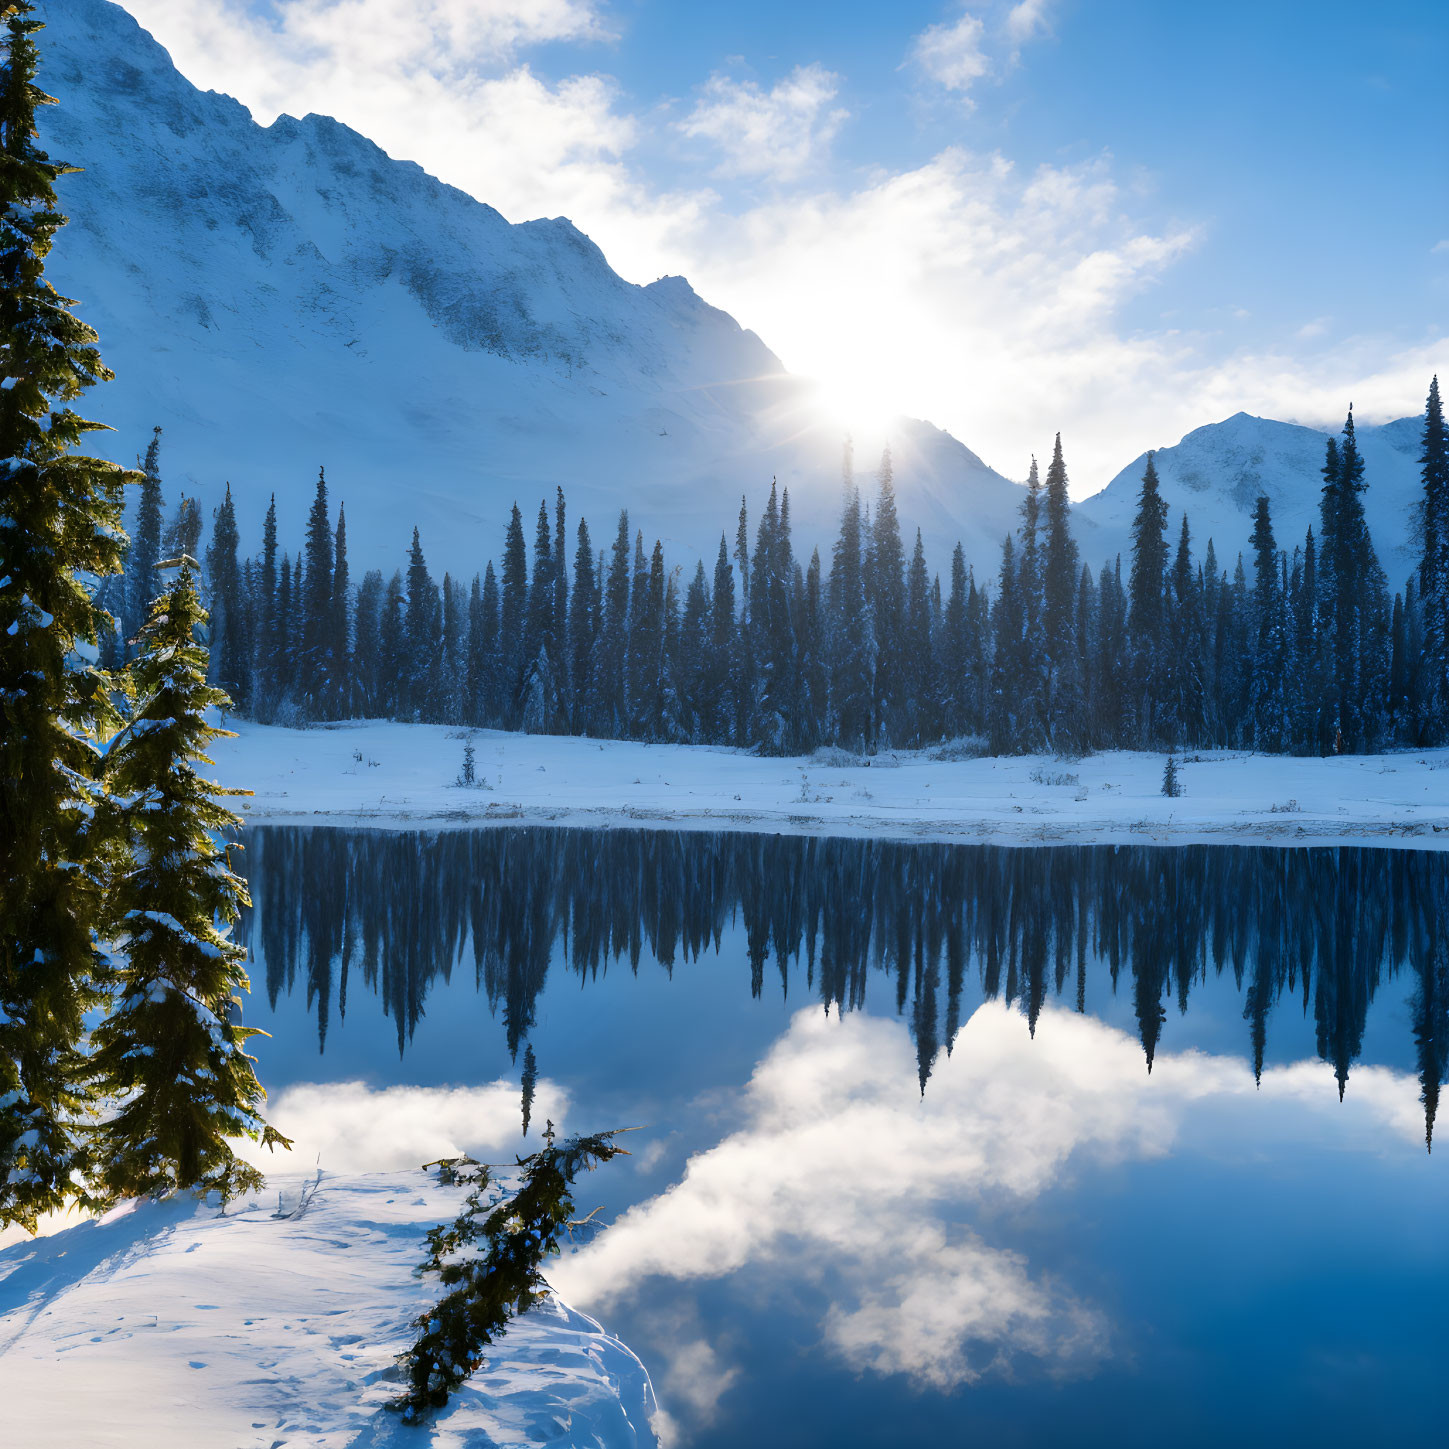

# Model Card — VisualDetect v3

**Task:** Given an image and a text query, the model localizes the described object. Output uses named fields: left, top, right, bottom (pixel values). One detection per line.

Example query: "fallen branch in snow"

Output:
left=393, top=1130, right=629, bottom=1422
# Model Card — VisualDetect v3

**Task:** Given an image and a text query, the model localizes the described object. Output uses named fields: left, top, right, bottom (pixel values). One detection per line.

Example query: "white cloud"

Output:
left=237, top=1077, right=570, bottom=1173
left=680, top=65, right=847, bottom=181
left=1432, top=239, right=1449, bottom=255
left=111, top=0, right=1447, bottom=494
left=912, top=12, right=991, bottom=93
left=550, top=1000, right=1426, bottom=1427
left=1005, top=0, right=1054, bottom=44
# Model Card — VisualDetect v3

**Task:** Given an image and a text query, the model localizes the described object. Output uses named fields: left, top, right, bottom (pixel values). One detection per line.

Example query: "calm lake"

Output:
left=237, top=828, right=1449, bottom=1448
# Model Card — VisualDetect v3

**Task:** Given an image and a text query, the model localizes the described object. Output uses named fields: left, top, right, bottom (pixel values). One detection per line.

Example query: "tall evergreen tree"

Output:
left=300, top=468, right=334, bottom=715
left=1247, top=496, right=1286, bottom=749
left=124, top=426, right=164, bottom=648
left=499, top=505, right=528, bottom=722
left=90, top=561, right=287, bottom=1203
left=709, top=534, right=739, bottom=744
left=1319, top=409, right=1390, bottom=750
left=477, top=562, right=501, bottom=725
left=1127, top=452, right=1170, bottom=742
left=331, top=503, right=351, bottom=717
left=1041, top=435, right=1081, bottom=746
left=254, top=492, right=279, bottom=715
left=0, top=3, right=135, bottom=1227
left=830, top=445, right=873, bottom=748
left=1418, top=377, right=1449, bottom=737
left=941, top=543, right=970, bottom=737
left=567, top=519, right=597, bottom=732
left=205, top=482, right=245, bottom=709
left=869, top=451, right=906, bottom=745
left=405, top=528, right=441, bottom=719
left=593, top=512, right=631, bottom=736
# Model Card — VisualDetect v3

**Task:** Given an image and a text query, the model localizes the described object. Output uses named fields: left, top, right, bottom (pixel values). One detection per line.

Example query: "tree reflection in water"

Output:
left=237, top=828, right=1449, bottom=1150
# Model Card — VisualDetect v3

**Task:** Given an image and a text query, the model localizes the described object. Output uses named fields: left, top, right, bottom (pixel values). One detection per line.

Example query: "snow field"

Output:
left=0, top=1171, right=660, bottom=1449
left=213, top=719, right=1449, bottom=847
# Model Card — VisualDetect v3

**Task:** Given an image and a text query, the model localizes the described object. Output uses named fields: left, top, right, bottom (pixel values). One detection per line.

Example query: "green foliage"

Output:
left=87, top=561, right=288, bottom=1207
left=395, top=1131, right=627, bottom=1422
left=0, top=1, right=138, bottom=1230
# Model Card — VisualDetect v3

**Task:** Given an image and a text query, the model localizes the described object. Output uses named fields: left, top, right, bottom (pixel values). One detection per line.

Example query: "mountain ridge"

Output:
left=36, top=0, right=1431, bottom=591
left=38, top=0, right=1029, bottom=582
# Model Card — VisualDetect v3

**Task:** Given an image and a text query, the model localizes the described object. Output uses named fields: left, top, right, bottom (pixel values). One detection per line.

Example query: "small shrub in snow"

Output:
left=1161, top=756, right=1183, bottom=798
left=1269, top=799, right=1301, bottom=813
left=457, top=739, right=476, bottom=786
left=811, top=745, right=866, bottom=768
left=930, top=735, right=990, bottom=762
left=1029, top=768, right=1080, bottom=786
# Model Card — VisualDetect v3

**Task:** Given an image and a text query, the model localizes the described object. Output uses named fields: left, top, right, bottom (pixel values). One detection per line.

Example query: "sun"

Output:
left=807, top=371, right=902, bottom=442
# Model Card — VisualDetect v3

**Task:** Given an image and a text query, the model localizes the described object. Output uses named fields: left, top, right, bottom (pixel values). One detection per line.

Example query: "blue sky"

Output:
left=113, top=0, right=1448, bottom=489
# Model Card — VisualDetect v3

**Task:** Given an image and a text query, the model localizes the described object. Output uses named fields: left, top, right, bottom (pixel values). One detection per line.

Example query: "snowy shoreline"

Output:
left=0, top=1169, right=661, bottom=1449
left=213, top=719, right=1449, bottom=849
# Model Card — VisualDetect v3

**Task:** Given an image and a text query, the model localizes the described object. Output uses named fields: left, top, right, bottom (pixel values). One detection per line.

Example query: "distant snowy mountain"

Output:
left=34, top=1, right=1430, bottom=593
left=1076, top=411, right=1426, bottom=585
left=37, top=0, right=1028, bottom=582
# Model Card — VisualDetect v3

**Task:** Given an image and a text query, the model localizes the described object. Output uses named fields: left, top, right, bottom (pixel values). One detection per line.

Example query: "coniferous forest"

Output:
left=108, top=386, right=1449, bottom=759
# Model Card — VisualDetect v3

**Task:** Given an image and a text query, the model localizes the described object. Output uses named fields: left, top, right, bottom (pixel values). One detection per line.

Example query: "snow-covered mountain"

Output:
left=33, top=1, right=1432, bottom=591
left=1076, top=411, right=1427, bottom=585
left=37, top=0, right=1027, bottom=582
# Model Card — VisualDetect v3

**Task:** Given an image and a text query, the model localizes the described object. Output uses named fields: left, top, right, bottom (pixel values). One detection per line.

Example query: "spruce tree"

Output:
left=1041, top=436, right=1081, bottom=747
left=709, top=534, right=739, bottom=744
left=478, top=563, right=501, bottom=725
left=124, top=426, right=164, bottom=649
left=567, top=519, right=597, bottom=732
left=989, top=533, right=1022, bottom=751
left=1418, top=377, right=1449, bottom=737
left=254, top=493, right=279, bottom=715
left=1247, top=496, right=1285, bottom=749
left=0, top=3, right=135, bottom=1229
left=354, top=568, right=385, bottom=715
left=1127, top=452, right=1169, bottom=742
left=552, top=487, right=569, bottom=709
left=90, top=561, right=287, bottom=1204
left=299, top=469, right=334, bottom=718
left=206, top=482, right=245, bottom=709
left=464, top=572, right=486, bottom=725
left=274, top=549, right=295, bottom=707
left=903, top=529, right=933, bottom=742
left=1319, top=409, right=1390, bottom=750
left=680, top=560, right=711, bottom=741
left=941, top=544, right=970, bottom=737
left=869, top=451, right=905, bottom=745
left=405, top=528, right=440, bottom=719
left=593, top=512, right=631, bottom=736
left=830, top=448, right=872, bottom=749
left=499, top=505, right=527, bottom=722
left=331, top=503, right=351, bottom=717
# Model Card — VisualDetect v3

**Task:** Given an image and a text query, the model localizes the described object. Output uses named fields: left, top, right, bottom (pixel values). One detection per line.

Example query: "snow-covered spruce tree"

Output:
left=0, top=2, right=136, bottom=1231
left=395, top=1132, right=626, bottom=1421
left=88, top=560, right=287, bottom=1205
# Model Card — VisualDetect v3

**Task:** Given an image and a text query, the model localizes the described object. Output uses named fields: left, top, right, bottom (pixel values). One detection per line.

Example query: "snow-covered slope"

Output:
left=1076, top=411, right=1426, bottom=583
left=0, top=1171, right=661, bottom=1449
left=36, top=0, right=1027, bottom=581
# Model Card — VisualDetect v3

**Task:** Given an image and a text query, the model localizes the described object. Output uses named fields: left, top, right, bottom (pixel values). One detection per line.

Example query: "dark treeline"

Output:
left=108, top=379, right=1449, bottom=756
left=240, top=828, right=1449, bottom=1149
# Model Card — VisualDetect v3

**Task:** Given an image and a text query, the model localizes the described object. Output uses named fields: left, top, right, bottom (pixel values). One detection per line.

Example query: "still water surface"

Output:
left=238, top=828, right=1449, bottom=1448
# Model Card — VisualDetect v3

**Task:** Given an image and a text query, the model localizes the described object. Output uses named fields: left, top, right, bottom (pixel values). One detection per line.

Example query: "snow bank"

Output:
left=212, top=720, right=1449, bottom=848
left=0, top=1171, right=660, bottom=1449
